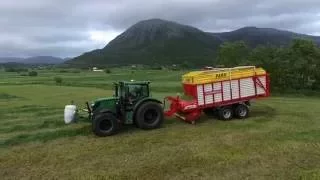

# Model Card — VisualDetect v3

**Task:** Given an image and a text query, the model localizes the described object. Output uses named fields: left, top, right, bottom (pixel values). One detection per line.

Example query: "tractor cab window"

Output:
left=115, top=83, right=125, bottom=98
left=127, top=84, right=149, bottom=101
left=117, top=85, right=122, bottom=97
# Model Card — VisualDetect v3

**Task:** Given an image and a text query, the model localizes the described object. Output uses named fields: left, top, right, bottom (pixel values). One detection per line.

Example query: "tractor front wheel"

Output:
left=135, top=101, right=164, bottom=130
left=92, top=112, right=119, bottom=137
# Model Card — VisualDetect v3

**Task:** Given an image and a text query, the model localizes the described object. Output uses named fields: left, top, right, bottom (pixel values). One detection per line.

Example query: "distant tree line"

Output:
left=2, top=67, right=38, bottom=77
left=4, top=67, right=29, bottom=73
left=216, top=39, right=320, bottom=92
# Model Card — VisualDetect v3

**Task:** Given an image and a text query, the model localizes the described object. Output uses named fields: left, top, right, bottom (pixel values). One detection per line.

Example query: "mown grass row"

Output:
left=1, top=99, right=319, bottom=148
left=0, top=118, right=65, bottom=133
left=0, top=126, right=91, bottom=147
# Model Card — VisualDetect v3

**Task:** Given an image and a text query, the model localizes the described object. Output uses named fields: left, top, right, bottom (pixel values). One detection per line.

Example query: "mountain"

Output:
left=0, top=56, right=66, bottom=64
left=24, top=56, right=66, bottom=64
left=0, top=57, right=24, bottom=63
left=68, top=19, right=223, bottom=66
left=66, top=19, right=320, bottom=66
left=209, top=26, right=320, bottom=47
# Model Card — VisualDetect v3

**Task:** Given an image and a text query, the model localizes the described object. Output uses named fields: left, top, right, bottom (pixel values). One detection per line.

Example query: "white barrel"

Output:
left=64, top=105, right=77, bottom=124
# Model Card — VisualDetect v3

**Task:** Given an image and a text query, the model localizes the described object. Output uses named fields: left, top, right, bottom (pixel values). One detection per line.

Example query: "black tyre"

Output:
left=203, top=108, right=218, bottom=117
left=234, top=104, right=249, bottom=119
left=135, top=101, right=164, bottom=130
left=92, top=112, right=119, bottom=137
left=218, top=106, right=233, bottom=120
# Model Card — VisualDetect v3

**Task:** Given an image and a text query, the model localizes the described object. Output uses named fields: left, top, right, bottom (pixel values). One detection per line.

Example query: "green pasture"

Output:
left=0, top=69, right=319, bottom=179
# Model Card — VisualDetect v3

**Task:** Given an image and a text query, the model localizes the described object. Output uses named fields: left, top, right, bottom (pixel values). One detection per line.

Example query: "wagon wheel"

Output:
left=218, top=106, right=233, bottom=121
left=234, top=104, right=249, bottom=119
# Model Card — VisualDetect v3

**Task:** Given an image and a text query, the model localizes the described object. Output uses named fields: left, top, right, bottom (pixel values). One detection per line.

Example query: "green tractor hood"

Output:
left=88, top=97, right=119, bottom=115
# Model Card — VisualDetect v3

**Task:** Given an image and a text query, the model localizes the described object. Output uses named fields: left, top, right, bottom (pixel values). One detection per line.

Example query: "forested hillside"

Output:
left=216, top=39, right=320, bottom=92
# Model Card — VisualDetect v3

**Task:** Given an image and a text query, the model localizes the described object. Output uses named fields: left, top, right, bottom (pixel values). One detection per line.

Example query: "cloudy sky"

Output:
left=1, top=0, right=320, bottom=58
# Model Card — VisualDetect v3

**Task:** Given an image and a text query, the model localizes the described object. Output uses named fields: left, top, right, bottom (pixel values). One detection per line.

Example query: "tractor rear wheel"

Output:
left=218, top=106, right=233, bottom=121
left=135, top=101, right=164, bottom=130
left=92, top=112, right=119, bottom=136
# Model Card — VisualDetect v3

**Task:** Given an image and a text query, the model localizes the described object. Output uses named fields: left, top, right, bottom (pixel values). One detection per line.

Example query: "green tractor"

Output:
left=85, top=81, right=164, bottom=136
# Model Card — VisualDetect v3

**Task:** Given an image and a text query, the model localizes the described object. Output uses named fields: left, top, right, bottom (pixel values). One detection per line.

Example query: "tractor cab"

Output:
left=114, top=81, right=150, bottom=104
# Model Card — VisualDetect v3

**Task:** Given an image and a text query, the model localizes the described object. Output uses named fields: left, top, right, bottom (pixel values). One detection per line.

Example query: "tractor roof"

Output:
left=114, top=80, right=151, bottom=85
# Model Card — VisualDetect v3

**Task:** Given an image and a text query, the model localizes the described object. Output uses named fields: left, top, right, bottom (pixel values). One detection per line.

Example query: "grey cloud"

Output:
left=0, top=0, right=320, bottom=58
left=197, top=13, right=320, bottom=32
left=95, top=0, right=320, bottom=30
left=28, top=30, right=88, bottom=43
left=0, top=39, right=99, bottom=57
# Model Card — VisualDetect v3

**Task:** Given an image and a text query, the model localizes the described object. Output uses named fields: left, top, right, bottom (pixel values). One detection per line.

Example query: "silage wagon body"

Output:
left=164, top=66, right=270, bottom=123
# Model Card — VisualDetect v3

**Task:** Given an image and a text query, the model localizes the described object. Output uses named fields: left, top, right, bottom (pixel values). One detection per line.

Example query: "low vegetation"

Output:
left=28, top=71, right=38, bottom=76
left=53, top=76, right=63, bottom=84
left=0, top=69, right=319, bottom=179
left=104, top=68, right=111, bottom=74
left=4, top=67, right=28, bottom=73
left=0, top=93, right=21, bottom=100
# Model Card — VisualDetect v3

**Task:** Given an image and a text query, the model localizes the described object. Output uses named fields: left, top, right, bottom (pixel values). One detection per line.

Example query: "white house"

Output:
left=92, top=67, right=103, bottom=72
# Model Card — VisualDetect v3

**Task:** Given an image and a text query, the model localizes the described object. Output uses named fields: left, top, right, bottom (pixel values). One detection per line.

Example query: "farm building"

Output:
left=92, top=67, right=103, bottom=72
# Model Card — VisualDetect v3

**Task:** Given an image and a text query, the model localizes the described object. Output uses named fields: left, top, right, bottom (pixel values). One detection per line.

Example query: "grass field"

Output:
left=1, top=68, right=320, bottom=180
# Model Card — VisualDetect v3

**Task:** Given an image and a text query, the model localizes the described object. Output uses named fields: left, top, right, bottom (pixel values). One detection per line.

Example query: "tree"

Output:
left=217, top=41, right=250, bottom=67
left=247, top=39, right=320, bottom=91
left=287, top=38, right=320, bottom=89
left=28, top=71, right=38, bottom=77
left=248, top=45, right=282, bottom=89
left=54, top=77, right=63, bottom=85
left=181, top=61, right=193, bottom=69
left=104, top=69, right=111, bottom=74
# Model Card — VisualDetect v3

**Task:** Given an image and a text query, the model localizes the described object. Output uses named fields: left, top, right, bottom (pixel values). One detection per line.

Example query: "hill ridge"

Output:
left=0, top=56, right=66, bottom=64
left=67, top=18, right=320, bottom=66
